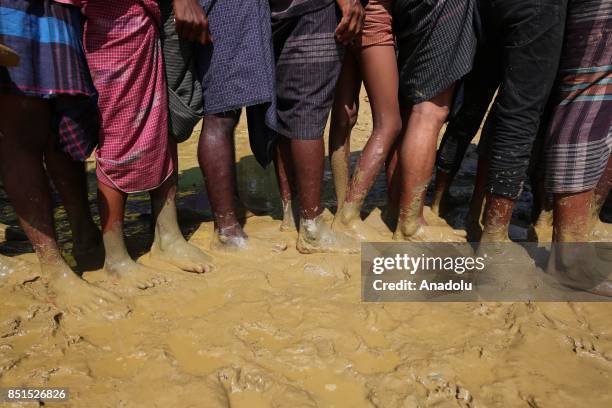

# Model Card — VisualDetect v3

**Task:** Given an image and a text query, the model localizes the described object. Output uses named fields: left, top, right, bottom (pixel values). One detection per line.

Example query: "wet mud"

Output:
left=1, top=90, right=612, bottom=407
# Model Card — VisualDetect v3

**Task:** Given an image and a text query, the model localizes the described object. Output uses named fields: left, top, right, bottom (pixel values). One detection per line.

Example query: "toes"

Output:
left=93, top=287, right=121, bottom=304
left=179, top=262, right=202, bottom=274
left=154, top=276, right=167, bottom=285
left=67, top=305, right=83, bottom=316
left=453, top=229, right=468, bottom=238
left=189, top=263, right=204, bottom=274
left=100, top=291, right=121, bottom=304
left=81, top=303, right=95, bottom=314
left=137, top=280, right=155, bottom=290
left=273, top=242, right=288, bottom=252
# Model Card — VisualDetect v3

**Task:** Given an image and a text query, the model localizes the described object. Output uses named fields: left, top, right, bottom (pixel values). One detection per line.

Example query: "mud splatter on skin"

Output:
left=1, top=89, right=612, bottom=406
left=393, top=181, right=464, bottom=242
left=329, top=141, right=351, bottom=210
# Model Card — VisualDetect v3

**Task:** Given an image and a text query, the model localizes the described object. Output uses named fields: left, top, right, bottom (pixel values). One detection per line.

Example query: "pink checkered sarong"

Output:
left=82, top=0, right=173, bottom=193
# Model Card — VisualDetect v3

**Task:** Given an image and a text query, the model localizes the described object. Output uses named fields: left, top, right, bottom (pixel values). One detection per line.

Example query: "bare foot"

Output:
left=0, top=253, right=34, bottom=285
left=297, top=214, right=359, bottom=254
left=104, top=258, right=170, bottom=292
left=527, top=210, right=553, bottom=242
left=394, top=224, right=466, bottom=242
left=44, top=261, right=128, bottom=318
left=547, top=244, right=612, bottom=297
left=332, top=203, right=382, bottom=241
left=423, top=206, right=452, bottom=227
left=475, top=242, right=542, bottom=299
left=591, top=220, right=612, bottom=241
left=211, top=228, right=287, bottom=253
left=150, top=237, right=214, bottom=273
left=0, top=253, right=20, bottom=278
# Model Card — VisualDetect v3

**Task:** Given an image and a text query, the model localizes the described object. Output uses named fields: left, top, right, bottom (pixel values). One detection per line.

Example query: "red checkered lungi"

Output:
left=82, top=0, right=173, bottom=193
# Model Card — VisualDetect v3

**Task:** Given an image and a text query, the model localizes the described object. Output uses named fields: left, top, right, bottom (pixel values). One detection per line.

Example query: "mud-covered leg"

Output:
left=149, top=165, right=215, bottom=273
left=548, top=190, right=612, bottom=296
left=333, top=45, right=401, bottom=241
left=590, top=155, right=611, bottom=236
left=274, top=137, right=297, bottom=232
left=98, top=181, right=169, bottom=291
left=480, top=193, right=514, bottom=243
left=200, top=112, right=286, bottom=252
left=394, top=86, right=462, bottom=242
left=329, top=51, right=360, bottom=212
left=284, top=137, right=358, bottom=254
left=44, top=144, right=103, bottom=269
left=0, top=94, right=123, bottom=315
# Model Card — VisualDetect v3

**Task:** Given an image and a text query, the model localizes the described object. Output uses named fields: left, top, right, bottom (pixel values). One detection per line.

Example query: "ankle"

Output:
left=481, top=224, right=509, bottom=243
left=396, top=217, right=420, bottom=237
left=299, top=214, right=325, bottom=240
left=338, top=202, right=361, bottom=224
left=216, top=222, right=246, bottom=240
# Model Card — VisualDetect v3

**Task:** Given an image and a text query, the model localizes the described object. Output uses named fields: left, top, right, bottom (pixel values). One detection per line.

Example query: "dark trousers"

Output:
left=436, top=0, right=567, bottom=199
left=436, top=40, right=498, bottom=175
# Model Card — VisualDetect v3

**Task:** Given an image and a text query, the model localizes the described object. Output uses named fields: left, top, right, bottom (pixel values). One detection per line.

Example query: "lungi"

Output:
left=0, top=0, right=98, bottom=161
left=272, top=1, right=344, bottom=140
left=159, top=0, right=203, bottom=143
left=358, top=0, right=395, bottom=48
left=82, top=0, right=173, bottom=193
left=393, top=0, right=477, bottom=105
left=197, top=0, right=277, bottom=166
left=545, top=0, right=612, bottom=194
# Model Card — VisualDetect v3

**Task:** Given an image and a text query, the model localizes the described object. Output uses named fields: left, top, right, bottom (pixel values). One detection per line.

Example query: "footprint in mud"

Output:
left=414, top=373, right=474, bottom=408
left=0, top=346, right=24, bottom=375
left=216, top=366, right=317, bottom=408
left=0, top=316, right=21, bottom=339
left=102, top=262, right=172, bottom=296
left=365, top=365, right=474, bottom=408
left=565, top=334, right=612, bottom=364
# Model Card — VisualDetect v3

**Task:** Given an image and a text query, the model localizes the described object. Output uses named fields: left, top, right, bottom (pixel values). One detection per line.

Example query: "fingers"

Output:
left=335, top=16, right=350, bottom=44
left=334, top=3, right=364, bottom=45
left=347, top=8, right=362, bottom=39
left=173, top=2, right=212, bottom=45
left=198, top=19, right=213, bottom=45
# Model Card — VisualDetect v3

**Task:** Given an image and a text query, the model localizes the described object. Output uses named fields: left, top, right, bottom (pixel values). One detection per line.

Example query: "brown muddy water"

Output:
left=1, top=91, right=612, bottom=407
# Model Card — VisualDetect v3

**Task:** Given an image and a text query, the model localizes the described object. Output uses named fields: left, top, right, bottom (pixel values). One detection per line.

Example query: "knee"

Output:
left=202, top=111, right=239, bottom=138
left=411, top=102, right=451, bottom=127
left=0, top=128, right=45, bottom=154
left=373, top=114, right=402, bottom=140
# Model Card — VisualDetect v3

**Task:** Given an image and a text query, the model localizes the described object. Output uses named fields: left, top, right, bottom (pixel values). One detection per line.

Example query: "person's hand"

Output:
left=172, top=0, right=212, bottom=44
left=335, top=0, right=364, bottom=45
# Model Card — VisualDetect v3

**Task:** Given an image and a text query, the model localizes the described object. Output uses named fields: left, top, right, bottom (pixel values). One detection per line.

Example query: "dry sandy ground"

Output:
left=1, top=92, right=612, bottom=407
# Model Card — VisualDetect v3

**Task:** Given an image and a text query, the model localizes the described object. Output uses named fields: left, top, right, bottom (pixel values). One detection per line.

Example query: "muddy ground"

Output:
left=1, top=91, right=611, bottom=407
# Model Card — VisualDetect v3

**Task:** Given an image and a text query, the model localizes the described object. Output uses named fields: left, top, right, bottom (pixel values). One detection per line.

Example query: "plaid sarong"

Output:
left=394, top=0, right=477, bottom=105
left=196, top=0, right=277, bottom=165
left=0, top=0, right=98, bottom=161
left=271, top=1, right=344, bottom=140
left=82, top=0, right=174, bottom=193
left=545, top=0, right=612, bottom=194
